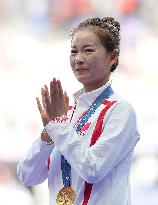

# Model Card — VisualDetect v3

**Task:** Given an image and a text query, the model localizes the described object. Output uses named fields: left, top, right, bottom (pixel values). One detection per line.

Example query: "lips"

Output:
left=75, top=67, right=88, bottom=71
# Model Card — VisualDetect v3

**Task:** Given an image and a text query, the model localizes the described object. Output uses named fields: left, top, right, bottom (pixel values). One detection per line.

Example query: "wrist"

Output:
left=41, top=129, right=54, bottom=145
left=51, top=115, right=68, bottom=123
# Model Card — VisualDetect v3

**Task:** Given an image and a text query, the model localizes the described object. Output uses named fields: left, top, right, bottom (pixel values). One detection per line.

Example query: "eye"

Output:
left=85, top=48, right=94, bottom=53
left=71, top=49, right=77, bottom=55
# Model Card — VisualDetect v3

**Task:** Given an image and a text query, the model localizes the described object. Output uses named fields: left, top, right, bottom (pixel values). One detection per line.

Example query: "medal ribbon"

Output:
left=61, top=85, right=113, bottom=188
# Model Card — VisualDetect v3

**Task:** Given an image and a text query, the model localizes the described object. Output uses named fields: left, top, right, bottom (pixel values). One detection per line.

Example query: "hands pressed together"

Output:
left=36, top=78, right=69, bottom=127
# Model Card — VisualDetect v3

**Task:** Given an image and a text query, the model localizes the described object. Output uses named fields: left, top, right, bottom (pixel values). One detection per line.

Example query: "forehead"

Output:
left=71, top=30, right=102, bottom=47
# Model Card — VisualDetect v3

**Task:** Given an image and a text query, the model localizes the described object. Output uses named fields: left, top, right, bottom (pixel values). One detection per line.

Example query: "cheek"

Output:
left=69, top=56, right=74, bottom=68
left=89, top=56, right=105, bottom=68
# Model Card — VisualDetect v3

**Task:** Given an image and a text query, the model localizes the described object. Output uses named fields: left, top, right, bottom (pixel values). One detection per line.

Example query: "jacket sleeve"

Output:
left=45, top=101, right=140, bottom=184
left=17, top=137, right=55, bottom=186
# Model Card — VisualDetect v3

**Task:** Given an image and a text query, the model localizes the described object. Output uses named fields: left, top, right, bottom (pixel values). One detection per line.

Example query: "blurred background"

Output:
left=0, top=0, right=158, bottom=204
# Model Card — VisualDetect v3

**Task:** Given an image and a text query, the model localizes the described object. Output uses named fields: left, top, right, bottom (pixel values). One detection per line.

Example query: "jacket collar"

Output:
left=73, top=81, right=112, bottom=108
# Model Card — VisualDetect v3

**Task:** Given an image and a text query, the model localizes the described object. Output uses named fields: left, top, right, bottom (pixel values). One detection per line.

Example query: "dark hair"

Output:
left=70, top=17, right=121, bottom=72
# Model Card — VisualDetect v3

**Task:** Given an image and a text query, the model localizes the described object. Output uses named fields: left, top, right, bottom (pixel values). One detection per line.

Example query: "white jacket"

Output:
left=17, top=82, right=140, bottom=205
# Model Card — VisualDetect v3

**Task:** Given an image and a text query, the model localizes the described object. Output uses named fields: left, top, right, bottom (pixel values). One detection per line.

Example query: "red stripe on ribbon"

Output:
left=80, top=122, right=91, bottom=132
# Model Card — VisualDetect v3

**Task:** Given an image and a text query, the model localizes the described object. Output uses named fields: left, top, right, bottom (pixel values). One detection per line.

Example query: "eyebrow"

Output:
left=71, top=44, right=96, bottom=48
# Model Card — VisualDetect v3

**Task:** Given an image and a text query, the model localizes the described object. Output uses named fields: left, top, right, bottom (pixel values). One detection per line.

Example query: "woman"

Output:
left=17, top=17, right=140, bottom=205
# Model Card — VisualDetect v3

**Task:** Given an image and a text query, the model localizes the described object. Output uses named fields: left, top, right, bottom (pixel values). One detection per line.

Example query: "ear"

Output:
left=109, top=49, right=118, bottom=68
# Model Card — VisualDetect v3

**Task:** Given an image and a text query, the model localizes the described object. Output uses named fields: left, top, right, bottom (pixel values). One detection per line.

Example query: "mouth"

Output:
left=75, top=67, right=89, bottom=71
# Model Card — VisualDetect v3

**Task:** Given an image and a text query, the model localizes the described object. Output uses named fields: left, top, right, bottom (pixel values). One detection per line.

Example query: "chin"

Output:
left=75, top=76, right=90, bottom=84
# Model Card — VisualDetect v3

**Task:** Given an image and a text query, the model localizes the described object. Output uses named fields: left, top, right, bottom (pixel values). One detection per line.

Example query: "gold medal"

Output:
left=56, top=187, right=76, bottom=205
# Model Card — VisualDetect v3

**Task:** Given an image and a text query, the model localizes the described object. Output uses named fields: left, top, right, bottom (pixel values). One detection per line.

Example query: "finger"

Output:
left=36, top=97, right=50, bottom=126
left=44, top=85, right=50, bottom=101
left=54, top=79, right=60, bottom=100
left=41, top=88, right=46, bottom=110
left=36, top=97, right=44, bottom=114
left=57, top=80, right=64, bottom=100
left=50, top=78, right=55, bottom=102
left=44, top=84, right=51, bottom=108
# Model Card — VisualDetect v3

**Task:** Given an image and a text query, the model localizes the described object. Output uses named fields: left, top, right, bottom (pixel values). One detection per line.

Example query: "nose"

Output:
left=75, top=53, right=85, bottom=65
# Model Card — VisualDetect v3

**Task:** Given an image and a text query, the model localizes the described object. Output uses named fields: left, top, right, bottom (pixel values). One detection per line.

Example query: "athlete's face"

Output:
left=70, top=30, right=115, bottom=92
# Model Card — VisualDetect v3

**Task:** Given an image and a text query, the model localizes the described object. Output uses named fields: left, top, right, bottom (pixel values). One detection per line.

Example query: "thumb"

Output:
left=36, top=97, right=50, bottom=126
left=64, top=91, right=69, bottom=107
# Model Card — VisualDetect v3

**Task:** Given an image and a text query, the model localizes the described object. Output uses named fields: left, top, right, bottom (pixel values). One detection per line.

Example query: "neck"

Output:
left=83, top=78, right=109, bottom=93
